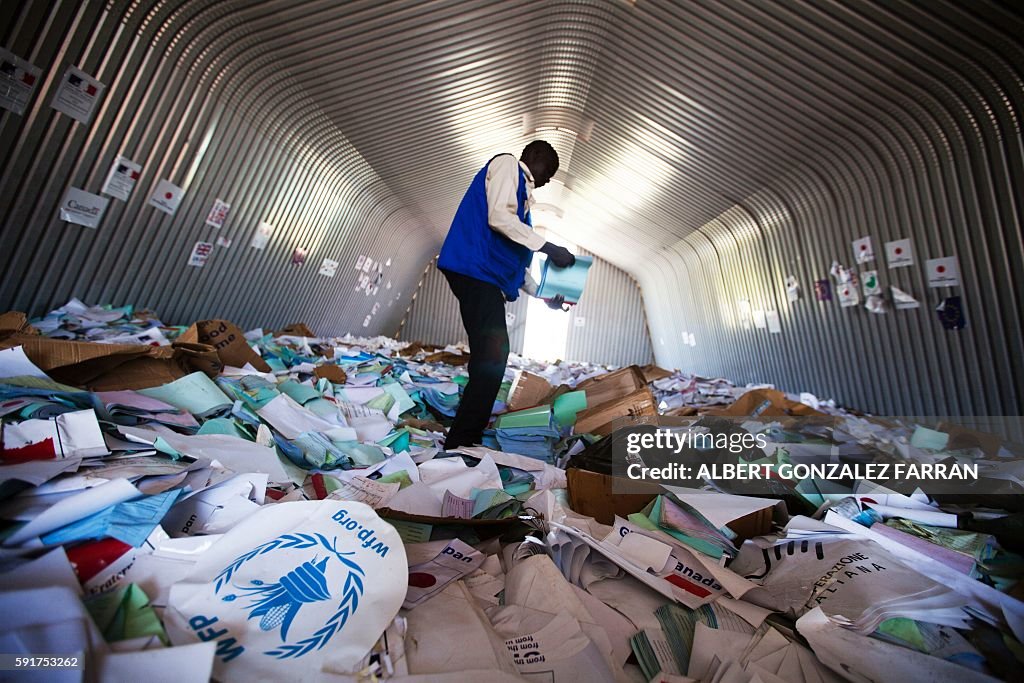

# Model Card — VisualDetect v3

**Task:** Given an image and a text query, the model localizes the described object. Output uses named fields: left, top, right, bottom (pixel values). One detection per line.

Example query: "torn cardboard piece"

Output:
left=176, top=320, right=271, bottom=372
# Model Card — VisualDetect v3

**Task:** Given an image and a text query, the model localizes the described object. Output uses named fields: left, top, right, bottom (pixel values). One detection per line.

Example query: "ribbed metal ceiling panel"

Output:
left=0, top=0, right=1021, bottom=417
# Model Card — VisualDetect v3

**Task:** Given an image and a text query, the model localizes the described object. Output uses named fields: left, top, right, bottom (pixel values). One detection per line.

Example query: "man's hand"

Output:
left=545, top=294, right=569, bottom=311
left=539, top=242, right=576, bottom=268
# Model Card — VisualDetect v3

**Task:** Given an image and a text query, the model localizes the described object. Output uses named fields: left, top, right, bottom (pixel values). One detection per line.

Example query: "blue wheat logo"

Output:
left=214, top=533, right=365, bottom=659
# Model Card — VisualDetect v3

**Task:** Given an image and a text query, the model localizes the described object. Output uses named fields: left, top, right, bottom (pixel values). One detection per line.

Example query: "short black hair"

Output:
left=521, top=140, right=559, bottom=172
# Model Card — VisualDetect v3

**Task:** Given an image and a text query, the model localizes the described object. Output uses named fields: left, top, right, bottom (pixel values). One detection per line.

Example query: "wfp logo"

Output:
left=214, top=533, right=364, bottom=659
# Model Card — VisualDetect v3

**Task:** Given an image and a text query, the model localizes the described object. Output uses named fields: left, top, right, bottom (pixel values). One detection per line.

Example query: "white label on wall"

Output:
left=59, top=186, right=109, bottom=228
left=862, top=270, right=881, bottom=296
left=852, top=235, right=874, bottom=264
left=188, top=241, right=213, bottom=267
left=885, top=238, right=913, bottom=268
left=148, top=179, right=183, bottom=215
left=574, top=317, right=585, bottom=327
left=0, top=47, right=42, bottom=115
left=927, top=256, right=960, bottom=288
left=51, top=66, right=104, bottom=123
left=251, top=221, right=274, bottom=250
left=319, top=258, right=339, bottom=277
left=205, top=199, right=231, bottom=228
left=101, top=155, right=141, bottom=201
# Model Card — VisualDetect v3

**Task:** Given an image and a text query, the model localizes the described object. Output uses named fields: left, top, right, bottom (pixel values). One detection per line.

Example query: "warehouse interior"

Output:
left=1, top=1, right=1023, bottom=682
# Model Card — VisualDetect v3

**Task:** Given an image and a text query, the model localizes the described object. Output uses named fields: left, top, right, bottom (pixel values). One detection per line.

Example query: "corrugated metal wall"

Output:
left=399, top=250, right=654, bottom=368
left=0, top=1, right=430, bottom=337
left=624, top=2, right=1024, bottom=420
left=564, top=247, right=653, bottom=367
left=1, top=1, right=1021, bottom=420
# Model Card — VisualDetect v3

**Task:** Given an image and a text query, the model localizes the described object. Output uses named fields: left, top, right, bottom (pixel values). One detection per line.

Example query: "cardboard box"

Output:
left=577, top=365, right=647, bottom=408
left=507, top=370, right=553, bottom=411
left=640, top=364, right=674, bottom=383
left=566, top=467, right=662, bottom=525
left=938, top=421, right=1004, bottom=457
left=177, top=319, right=271, bottom=372
left=567, top=468, right=777, bottom=540
left=704, top=388, right=823, bottom=418
left=574, top=387, right=657, bottom=436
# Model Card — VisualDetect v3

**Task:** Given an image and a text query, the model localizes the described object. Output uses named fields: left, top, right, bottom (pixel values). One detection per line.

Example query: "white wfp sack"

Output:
left=164, top=501, right=407, bottom=681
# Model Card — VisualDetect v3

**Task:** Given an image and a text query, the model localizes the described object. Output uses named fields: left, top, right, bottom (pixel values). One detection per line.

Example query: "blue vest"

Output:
left=437, top=155, right=533, bottom=301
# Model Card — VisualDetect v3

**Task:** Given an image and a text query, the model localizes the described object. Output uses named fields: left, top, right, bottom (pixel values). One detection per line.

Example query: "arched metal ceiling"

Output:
left=0, top=0, right=1021, bottom=417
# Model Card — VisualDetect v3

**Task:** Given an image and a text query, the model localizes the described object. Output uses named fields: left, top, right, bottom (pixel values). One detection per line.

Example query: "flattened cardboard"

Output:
left=704, top=388, right=823, bottom=418
left=640, top=364, right=674, bottom=383
left=574, top=388, right=658, bottom=436
left=0, top=332, right=194, bottom=390
left=507, top=370, right=553, bottom=411
left=313, top=364, right=348, bottom=384
left=577, top=365, right=647, bottom=408
left=277, top=322, right=317, bottom=337
left=177, top=320, right=271, bottom=372
left=566, top=468, right=661, bottom=525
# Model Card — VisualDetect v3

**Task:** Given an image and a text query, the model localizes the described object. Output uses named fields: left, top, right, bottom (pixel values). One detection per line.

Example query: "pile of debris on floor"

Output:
left=0, top=299, right=1021, bottom=682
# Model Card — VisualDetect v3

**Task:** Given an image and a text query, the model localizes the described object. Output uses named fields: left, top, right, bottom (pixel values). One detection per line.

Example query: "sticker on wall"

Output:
left=59, top=186, right=109, bottom=228
left=862, top=270, right=881, bottom=296
left=892, top=286, right=919, bottom=310
left=752, top=309, right=767, bottom=329
left=355, top=254, right=366, bottom=270
left=829, top=261, right=852, bottom=283
left=838, top=283, right=860, bottom=307
left=386, top=280, right=392, bottom=290
left=785, top=275, right=800, bottom=302
left=766, top=311, right=781, bottom=334
left=363, top=315, right=372, bottom=328
left=814, top=279, right=832, bottom=301
left=188, top=241, right=213, bottom=267
left=148, top=179, right=183, bottom=215
left=688, top=333, right=696, bottom=347
left=371, top=303, right=380, bottom=315
left=51, top=66, right=104, bottom=123
left=865, top=295, right=886, bottom=314
left=926, top=256, right=960, bottom=288
left=291, top=247, right=308, bottom=266
left=574, top=317, right=586, bottom=327
left=362, top=258, right=374, bottom=273
left=385, top=258, right=392, bottom=267
left=100, top=155, right=141, bottom=201
left=936, top=296, right=965, bottom=330
left=205, top=199, right=231, bottom=228
left=852, top=235, right=874, bottom=264
left=250, top=221, right=274, bottom=250
left=0, top=47, right=42, bottom=115
left=319, top=258, right=339, bottom=277
left=216, top=236, right=231, bottom=248
left=737, top=299, right=752, bottom=329
left=505, top=312, right=516, bottom=325
left=885, top=238, right=913, bottom=268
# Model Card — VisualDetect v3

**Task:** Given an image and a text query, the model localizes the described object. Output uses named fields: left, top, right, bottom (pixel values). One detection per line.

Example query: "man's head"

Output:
left=520, top=140, right=559, bottom=188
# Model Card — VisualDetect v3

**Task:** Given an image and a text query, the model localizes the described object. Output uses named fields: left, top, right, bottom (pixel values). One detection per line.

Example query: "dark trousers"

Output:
left=441, top=269, right=510, bottom=449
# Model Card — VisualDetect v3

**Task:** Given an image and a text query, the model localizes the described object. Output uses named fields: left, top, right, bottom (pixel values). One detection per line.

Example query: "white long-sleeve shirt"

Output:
left=484, top=154, right=544, bottom=296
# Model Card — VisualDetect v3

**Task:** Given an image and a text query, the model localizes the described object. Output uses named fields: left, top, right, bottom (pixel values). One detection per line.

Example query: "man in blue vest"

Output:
left=437, top=140, right=575, bottom=450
